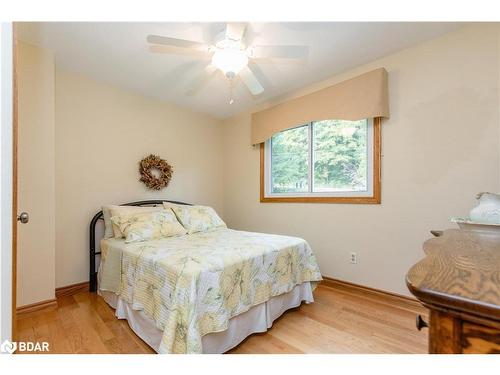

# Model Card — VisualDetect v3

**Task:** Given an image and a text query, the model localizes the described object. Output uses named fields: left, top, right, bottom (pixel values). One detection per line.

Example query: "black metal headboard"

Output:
left=89, top=200, right=192, bottom=292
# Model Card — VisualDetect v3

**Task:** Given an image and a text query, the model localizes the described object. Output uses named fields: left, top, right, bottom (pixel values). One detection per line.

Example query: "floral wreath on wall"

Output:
left=139, top=154, right=173, bottom=190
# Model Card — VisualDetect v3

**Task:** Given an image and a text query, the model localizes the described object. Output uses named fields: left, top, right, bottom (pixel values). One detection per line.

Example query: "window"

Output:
left=260, top=118, right=381, bottom=203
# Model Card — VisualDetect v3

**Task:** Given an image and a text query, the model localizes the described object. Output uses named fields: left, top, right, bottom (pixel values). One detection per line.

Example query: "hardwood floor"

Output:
left=16, top=284, right=428, bottom=354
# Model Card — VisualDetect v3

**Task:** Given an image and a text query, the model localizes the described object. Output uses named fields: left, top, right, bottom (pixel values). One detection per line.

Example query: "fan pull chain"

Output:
left=229, top=78, right=235, bottom=105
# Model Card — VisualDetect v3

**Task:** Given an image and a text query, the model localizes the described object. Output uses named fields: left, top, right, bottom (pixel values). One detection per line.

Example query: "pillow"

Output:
left=108, top=205, right=161, bottom=238
left=102, top=205, right=116, bottom=239
left=110, top=209, right=187, bottom=243
left=163, top=202, right=226, bottom=234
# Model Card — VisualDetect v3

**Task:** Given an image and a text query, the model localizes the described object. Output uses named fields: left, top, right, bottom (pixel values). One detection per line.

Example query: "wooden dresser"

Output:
left=406, top=229, right=500, bottom=354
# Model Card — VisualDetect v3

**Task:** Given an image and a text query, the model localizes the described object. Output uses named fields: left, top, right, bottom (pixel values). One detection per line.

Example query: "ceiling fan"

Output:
left=147, top=23, right=309, bottom=103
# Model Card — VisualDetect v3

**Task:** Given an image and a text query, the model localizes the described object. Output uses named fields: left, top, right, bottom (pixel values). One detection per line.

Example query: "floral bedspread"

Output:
left=99, top=228, right=322, bottom=353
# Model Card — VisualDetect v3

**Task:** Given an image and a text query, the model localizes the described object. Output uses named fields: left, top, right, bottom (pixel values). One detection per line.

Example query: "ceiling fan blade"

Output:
left=149, top=44, right=211, bottom=58
left=249, top=45, right=309, bottom=60
left=147, top=34, right=209, bottom=52
left=239, top=66, right=264, bottom=96
left=225, top=23, right=246, bottom=42
left=185, top=64, right=218, bottom=96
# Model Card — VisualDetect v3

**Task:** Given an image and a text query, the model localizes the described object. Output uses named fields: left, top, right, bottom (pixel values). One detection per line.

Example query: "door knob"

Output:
left=17, top=212, right=29, bottom=224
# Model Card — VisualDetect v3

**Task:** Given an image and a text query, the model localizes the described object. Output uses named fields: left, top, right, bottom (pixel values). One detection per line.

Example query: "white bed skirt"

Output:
left=99, top=282, right=314, bottom=354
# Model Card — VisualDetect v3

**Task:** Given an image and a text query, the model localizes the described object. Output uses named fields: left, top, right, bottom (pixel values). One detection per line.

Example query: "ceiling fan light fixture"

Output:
left=148, top=23, right=310, bottom=99
left=211, top=47, right=248, bottom=76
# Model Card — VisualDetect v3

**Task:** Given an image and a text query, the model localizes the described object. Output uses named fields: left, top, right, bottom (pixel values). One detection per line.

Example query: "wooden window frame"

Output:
left=260, top=117, right=381, bottom=204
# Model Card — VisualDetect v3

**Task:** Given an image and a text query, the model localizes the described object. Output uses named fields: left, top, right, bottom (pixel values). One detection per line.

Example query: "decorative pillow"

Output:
left=102, top=205, right=116, bottom=239
left=110, top=209, right=187, bottom=243
left=108, top=205, right=161, bottom=238
left=163, top=202, right=226, bottom=234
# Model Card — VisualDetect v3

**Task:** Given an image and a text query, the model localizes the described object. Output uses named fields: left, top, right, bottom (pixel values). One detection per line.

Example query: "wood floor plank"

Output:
left=229, top=333, right=303, bottom=354
left=57, top=297, right=93, bottom=353
left=17, top=284, right=428, bottom=354
left=16, top=316, right=35, bottom=345
left=46, top=311, right=73, bottom=354
left=271, top=310, right=387, bottom=354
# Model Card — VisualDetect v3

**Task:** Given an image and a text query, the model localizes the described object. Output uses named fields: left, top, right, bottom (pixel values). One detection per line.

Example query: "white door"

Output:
left=16, top=40, right=56, bottom=309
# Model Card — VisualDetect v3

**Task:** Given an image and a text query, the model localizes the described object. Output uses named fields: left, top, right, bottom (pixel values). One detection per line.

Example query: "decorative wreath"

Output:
left=139, top=154, right=173, bottom=190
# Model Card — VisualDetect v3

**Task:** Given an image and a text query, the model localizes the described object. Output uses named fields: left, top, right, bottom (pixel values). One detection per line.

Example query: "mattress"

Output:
left=98, top=228, right=322, bottom=353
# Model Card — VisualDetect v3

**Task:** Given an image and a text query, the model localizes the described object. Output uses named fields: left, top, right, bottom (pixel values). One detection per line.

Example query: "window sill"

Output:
left=259, top=196, right=381, bottom=204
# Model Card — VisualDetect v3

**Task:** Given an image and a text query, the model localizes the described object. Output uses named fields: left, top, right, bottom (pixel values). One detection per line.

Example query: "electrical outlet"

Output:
left=349, top=252, right=357, bottom=264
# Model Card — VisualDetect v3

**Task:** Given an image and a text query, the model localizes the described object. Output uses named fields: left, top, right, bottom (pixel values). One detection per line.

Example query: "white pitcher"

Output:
left=469, top=192, right=500, bottom=224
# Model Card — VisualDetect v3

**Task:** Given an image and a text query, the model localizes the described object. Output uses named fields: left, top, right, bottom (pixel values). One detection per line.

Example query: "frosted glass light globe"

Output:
left=212, top=48, right=248, bottom=76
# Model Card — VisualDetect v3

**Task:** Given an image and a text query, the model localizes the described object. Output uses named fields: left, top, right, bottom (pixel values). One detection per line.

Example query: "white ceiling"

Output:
left=18, top=22, right=462, bottom=119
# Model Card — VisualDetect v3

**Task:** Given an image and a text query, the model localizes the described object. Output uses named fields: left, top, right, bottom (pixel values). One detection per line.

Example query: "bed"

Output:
left=89, top=200, right=322, bottom=354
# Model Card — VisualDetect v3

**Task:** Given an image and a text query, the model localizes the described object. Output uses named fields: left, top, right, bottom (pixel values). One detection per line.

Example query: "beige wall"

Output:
left=17, top=42, right=56, bottom=306
left=55, top=71, right=224, bottom=287
left=20, top=24, right=500, bottom=301
left=222, top=24, right=500, bottom=296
